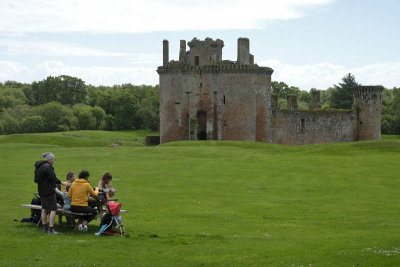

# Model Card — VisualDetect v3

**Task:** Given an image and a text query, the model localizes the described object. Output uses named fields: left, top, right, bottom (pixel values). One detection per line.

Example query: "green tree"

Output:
left=58, top=75, right=87, bottom=105
left=21, top=116, right=46, bottom=133
left=0, top=86, right=27, bottom=111
left=91, top=106, right=106, bottom=129
left=329, top=73, right=359, bottom=109
left=1, top=113, right=21, bottom=134
left=37, top=101, right=72, bottom=132
left=72, top=104, right=97, bottom=130
left=272, top=81, right=300, bottom=98
left=30, top=75, right=86, bottom=106
left=320, top=87, right=334, bottom=108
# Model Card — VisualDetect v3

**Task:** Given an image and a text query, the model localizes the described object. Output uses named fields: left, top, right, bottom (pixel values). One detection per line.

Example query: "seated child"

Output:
left=62, top=185, right=72, bottom=210
left=96, top=171, right=116, bottom=198
left=55, top=171, right=76, bottom=224
left=55, top=171, right=76, bottom=196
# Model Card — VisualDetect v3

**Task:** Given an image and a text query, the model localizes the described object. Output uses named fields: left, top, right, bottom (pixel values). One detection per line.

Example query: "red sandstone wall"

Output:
left=270, top=110, right=358, bottom=145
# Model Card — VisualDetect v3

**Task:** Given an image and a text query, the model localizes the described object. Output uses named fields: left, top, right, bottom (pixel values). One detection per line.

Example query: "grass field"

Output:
left=0, top=131, right=399, bottom=266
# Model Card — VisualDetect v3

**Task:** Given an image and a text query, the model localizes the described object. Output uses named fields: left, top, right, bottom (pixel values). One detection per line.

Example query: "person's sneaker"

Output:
left=94, top=232, right=101, bottom=236
left=42, top=224, right=49, bottom=233
left=78, top=224, right=84, bottom=231
left=48, top=228, right=59, bottom=235
left=83, top=225, right=88, bottom=232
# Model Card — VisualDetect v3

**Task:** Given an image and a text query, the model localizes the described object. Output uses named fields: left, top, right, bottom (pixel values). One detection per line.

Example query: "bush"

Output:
left=73, top=104, right=97, bottom=130
left=57, top=124, right=69, bottom=132
left=91, top=106, right=106, bottom=129
left=103, top=114, right=115, bottom=131
left=0, top=121, right=4, bottom=135
left=21, top=116, right=46, bottom=133
left=37, top=101, right=71, bottom=132
left=1, top=114, right=21, bottom=134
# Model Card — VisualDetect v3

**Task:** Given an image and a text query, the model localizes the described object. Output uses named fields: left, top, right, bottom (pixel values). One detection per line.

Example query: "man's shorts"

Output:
left=40, top=193, right=57, bottom=211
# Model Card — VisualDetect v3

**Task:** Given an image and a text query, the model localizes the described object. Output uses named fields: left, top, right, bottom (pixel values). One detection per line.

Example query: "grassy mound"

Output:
left=0, top=130, right=157, bottom=147
left=1, top=134, right=400, bottom=266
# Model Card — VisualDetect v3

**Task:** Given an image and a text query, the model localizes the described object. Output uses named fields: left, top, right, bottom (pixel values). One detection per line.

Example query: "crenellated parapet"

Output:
left=157, top=63, right=273, bottom=75
left=187, top=37, right=224, bottom=49
left=353, top=85, right=384, bottom=101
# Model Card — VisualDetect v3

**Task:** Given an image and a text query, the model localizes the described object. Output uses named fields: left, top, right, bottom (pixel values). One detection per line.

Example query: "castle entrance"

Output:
left=197, top=110, right=207, bottom=140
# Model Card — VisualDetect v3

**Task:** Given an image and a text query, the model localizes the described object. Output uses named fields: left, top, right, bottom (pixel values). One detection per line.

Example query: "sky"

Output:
left=0, top=0, right=399, bottom=90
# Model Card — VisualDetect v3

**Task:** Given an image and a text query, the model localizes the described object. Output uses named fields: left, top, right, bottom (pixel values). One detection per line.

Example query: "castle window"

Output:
left=300, top=119, right=305, bottom=133
left=195, top=56, right=199, bottom=65
left=200, top=83, right=202, bottom=88
left=223, top=95, right=226, bottom=104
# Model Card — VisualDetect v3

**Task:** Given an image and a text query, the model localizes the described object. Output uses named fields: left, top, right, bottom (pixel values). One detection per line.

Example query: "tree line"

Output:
left=1, top=74, right=398, bottom=135
left=0, top=75, right=159, bottom=135
left=272, top=73, right=400, bottom=134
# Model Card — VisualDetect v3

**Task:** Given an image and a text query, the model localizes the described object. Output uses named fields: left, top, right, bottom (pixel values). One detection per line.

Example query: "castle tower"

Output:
left=353, top=85, right=384, bottom=140
left=157, top=37, right=274, bottom=144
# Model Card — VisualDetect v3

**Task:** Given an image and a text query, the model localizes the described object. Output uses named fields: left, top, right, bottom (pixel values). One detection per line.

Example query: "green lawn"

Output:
left=0, top=131, right=399, bottom=266
left=0, top=129, right=157, bottom=147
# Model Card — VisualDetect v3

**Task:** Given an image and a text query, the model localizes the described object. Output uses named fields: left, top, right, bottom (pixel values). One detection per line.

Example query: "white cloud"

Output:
left=261, top=59, right=400, bottom=90
left=0, top=60, right=158, bottom=86
left=0, top=61, right=33, bottom=81
left=0, top=39, right=124, bottom=57
left=0, top=0, right=334, bottom=33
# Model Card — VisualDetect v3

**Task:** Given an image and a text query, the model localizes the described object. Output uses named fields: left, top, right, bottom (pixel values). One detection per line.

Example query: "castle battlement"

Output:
left=157, top=63, right=273, bottom=75
left=187, top=37, right=224, bottom=49
left=161, top=37, right=261, bottom=67
left=353, top=85, right=384, bottom=98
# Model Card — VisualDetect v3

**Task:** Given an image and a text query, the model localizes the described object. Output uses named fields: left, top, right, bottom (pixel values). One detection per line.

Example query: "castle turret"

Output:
left=353, top=85, right=384, bottom=140
left=237, top=38, right=250, bottom=64
left=287, top=95, right=298, bottom=110
left=309, top=89, right=321, bottom=110
left=179, top=40, right=186, bottom=63
left=163, top=40, right=169, bottom=66
left=271, top=94, right=279, bottom=110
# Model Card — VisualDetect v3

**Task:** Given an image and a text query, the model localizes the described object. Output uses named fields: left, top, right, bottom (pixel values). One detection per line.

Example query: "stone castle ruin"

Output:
left=157, top=37, right=383, bottom=145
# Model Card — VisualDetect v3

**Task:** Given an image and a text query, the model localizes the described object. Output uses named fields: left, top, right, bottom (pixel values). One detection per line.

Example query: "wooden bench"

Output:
left=34, top=192, right=118, bottom=202
left=20, top=204, right=127, bottom=229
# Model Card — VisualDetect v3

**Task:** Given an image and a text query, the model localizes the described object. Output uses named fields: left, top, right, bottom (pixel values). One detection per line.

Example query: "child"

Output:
left=55, top=171, right=76, bottom=196
left=55, top=171, right=76, bottom=224
left=62, top=185, right=72, bottom=210
left=97, top=171, right=116, bottom=198
left=65, top=171, right=76, bottom=186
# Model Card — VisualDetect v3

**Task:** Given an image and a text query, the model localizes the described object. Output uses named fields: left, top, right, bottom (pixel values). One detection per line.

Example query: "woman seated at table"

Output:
left=68, top=170, right=98, bottom=232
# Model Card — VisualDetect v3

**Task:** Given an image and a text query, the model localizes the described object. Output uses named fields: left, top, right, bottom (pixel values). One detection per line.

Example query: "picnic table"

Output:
left=21, top=199, right=127, bottom=230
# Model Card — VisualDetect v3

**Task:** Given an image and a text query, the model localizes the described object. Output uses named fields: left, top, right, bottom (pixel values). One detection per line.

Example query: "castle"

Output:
left=157, top=37, right=383, bottom=145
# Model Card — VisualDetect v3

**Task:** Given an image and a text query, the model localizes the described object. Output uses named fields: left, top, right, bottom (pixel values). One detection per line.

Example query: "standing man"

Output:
left=34, top=152, right=67, bottom=235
